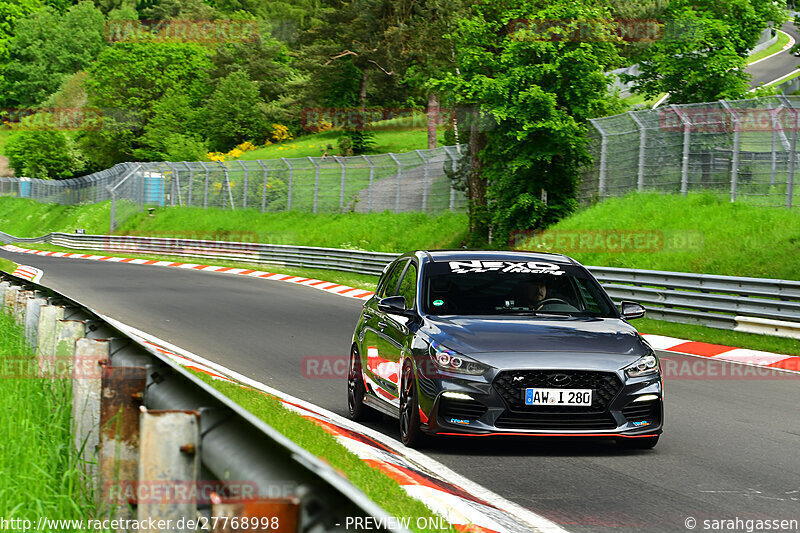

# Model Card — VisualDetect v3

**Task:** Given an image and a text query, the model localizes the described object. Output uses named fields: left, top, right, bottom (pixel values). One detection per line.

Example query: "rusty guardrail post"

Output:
left=72, top=338, right=110, bottom=486
left=210, top=497, right=301, bottom=533
left=13, top=289, right=32, bottom=325
left=4, top=284, right=19, bottom=315
left=99, top=365, right=147, bottom=520
left=137, top=409, right=200, bottom=531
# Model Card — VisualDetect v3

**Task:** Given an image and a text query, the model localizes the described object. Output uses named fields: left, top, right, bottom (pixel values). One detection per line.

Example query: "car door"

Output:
left=361, top=259, right=407, bottom=405
left=372, top=260, right=418, bottom=405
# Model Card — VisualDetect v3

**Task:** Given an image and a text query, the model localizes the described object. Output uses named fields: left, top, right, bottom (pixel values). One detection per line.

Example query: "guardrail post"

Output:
left=36, top=305, right=65, bottom=372
left=787, top=109, right=797, bottom=208
left=308, top=156, right=320, bottom=214
left=13, top=289, right=32, bottom=325
left=389, top=153, right=402, bottom=212
left=72, top=338, right=110, bottom=486
left=211, top=497, right=301, bottom=533
left=100, top=365, right=147, bottom=517
left=4, top=284, right=20, bottom=316
left=0, top=281, right=9, bottom=308
left=362, top=155, right=375, bottom=213
left=137, top=409, right=200, bottom=530
left=24, top=294, right=46, bottom=345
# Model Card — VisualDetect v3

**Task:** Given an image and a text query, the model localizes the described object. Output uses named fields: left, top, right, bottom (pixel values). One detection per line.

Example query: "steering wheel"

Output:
left=535, top=298, right=571, bottom=309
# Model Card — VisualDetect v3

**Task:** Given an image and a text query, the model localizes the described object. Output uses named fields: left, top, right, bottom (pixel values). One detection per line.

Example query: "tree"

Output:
left=1, top=1, right=107, bottom=106
left=80, top=41, right=213, bottom=166
left=5, top=115, right=86, bottom=179
left=625, top=0, right=786, bottom=104
left=434, top=0, right=624, bottom=246
left=201, top=70, right=269, bottom=150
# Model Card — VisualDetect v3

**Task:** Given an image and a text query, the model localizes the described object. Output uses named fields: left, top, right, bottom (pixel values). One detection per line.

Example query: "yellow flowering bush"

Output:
left=268, top=124, right=292, bottom=143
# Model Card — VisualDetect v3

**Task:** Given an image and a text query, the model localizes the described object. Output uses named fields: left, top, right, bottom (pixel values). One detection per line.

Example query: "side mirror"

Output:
left=378, top=296, right=410, bottom=315
left=620, top=301, right=646, bottom=320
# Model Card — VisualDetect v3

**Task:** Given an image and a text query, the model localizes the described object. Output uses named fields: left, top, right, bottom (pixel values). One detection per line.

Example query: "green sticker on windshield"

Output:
left=433, top=299, right=444, bottom=306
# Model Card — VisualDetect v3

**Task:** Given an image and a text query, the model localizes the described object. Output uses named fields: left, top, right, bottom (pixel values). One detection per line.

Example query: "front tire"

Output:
left=399, top=361, right=424, bottom=447
left=347, top=345, right=372, bottom=420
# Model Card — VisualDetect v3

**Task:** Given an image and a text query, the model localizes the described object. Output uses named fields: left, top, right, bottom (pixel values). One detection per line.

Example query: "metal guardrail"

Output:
left=3, top=230, right=800, bottom=332
left=0, top=270, right=405, bottom=532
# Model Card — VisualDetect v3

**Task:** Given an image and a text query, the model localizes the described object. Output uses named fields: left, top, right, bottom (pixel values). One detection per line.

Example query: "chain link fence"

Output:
left=582, top=96, right=800, bottom=208
left=0, top=145, right=468, bottom=230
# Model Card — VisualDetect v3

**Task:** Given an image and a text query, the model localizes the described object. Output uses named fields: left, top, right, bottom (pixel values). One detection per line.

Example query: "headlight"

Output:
left=625, top=354, right=660, bottom=379
left=429, top=341, right=487, bottom=375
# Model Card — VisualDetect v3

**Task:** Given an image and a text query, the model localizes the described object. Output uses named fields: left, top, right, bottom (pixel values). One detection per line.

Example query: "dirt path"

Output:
left=0, top=155, right=14, bottom=177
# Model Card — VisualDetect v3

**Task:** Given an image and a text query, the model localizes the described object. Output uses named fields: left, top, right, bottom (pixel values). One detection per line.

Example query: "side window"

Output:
left=378, top=259, right=408, bottom=299
left=397, top=263, right=418, bottom=309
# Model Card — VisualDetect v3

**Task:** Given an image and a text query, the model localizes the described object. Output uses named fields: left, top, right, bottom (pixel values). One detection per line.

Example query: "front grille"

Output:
left=496, top=411, right=616, bottom=430
left=493, top=369, right=623, bottom=431
left=493, top=369, right=623, bottom=412
left=439, top=397, right=488, bottom=420
left=622, top=400, right=660, bottom=423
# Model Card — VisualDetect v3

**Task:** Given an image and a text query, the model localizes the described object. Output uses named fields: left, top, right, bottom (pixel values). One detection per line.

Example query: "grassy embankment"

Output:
left=1, top=192, right=798, bottom=355
left=0, top=308, right=98, bottom=526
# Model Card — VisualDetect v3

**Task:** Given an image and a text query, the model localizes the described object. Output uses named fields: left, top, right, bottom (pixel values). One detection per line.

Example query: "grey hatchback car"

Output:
left=348, top=250, right=663, bottom=448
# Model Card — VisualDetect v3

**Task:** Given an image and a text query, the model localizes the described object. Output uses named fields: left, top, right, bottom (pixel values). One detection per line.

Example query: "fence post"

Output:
left=362, top=155, right=374, bottom=213
left=629, top=112, right=647, bottom=192
left=671, top=105, right=692, bottom=195
left=199, top=162, right=210, bottom=209
left=415, top=149, right=430, bottom=211
left=335, top=156, right=346, bottom=212
left=308, top=156, right=320, bottom=214
left=257, top=160, right=269, bottom=213
left=184, top=162, right=194, bottom=207
left=216, top=161, right=235, bottom=211
left=788, top=109, right=797, bottom=208
left=238, top=160, right=249, bottom=209
left=771, top=108, right=779, bottom=187
left=282, top=158, right=293, bottom=212
left=592, top=120, right=608, bottom=199
left=720, top=101, right=740, bottom=203
left=167, top=163, right=183, bottom=206
left=389, top=153, right=402, bottom=213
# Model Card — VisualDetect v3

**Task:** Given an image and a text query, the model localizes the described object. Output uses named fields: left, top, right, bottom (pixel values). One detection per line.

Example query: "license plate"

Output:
left=524, top=388, right=592, bottom=406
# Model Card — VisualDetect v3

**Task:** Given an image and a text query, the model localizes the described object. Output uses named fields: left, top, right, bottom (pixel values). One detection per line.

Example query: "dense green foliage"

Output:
left=0, top=0, right=786, bottom=242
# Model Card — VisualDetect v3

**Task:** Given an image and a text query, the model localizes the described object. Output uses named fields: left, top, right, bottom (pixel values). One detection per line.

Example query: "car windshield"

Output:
left=422, top=259, right=617, bottom=317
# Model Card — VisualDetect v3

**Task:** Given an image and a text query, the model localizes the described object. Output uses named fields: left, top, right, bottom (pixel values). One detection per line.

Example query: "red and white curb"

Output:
left=2, top=244, right=374, bottom=301
left=104, top=316, right=568, bottom=533
left=642, top=334, right=798, bottom=373
left=11, top=264, right=43, bottom=283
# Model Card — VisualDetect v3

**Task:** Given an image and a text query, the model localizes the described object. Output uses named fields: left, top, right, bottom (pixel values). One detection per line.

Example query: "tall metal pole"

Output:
left=629, top=112, right=647, bottom=192
left=389, top=153, right=402, bottom=213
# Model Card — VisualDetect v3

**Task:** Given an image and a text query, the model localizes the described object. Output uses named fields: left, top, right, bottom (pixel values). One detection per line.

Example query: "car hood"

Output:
left=420, top=315, right=650, bottom=367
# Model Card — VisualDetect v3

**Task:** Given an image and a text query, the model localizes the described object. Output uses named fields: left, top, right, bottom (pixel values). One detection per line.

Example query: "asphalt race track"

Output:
left=2, top=249, right=798, bottom=533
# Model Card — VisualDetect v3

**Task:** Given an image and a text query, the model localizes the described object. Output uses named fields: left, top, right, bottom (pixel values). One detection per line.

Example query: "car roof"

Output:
left=418, top=249, right=577, bottom=265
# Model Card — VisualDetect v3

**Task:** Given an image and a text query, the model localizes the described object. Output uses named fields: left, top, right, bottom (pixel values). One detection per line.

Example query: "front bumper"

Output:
left=417, top=367, right=663, bottom=438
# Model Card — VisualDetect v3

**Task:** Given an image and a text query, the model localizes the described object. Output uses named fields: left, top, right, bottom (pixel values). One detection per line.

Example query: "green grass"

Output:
left=0, top=257, right=16, bottom=273
left=746, top=30, right=791, bottom=65
left=0, top=311, right=98, bottom=526
left=237, top=127, right=448, bottom=161
left=637, top=317, right=800, bottom=356
left=191, top=371, right=457, bottom=533
left=0, top=129, right=11, bottom=155
left=528, top=191, right=800, bottom=280
left=0, top=197, right=468, bottom=253
left=622, top=91, right=667, bottom=110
